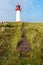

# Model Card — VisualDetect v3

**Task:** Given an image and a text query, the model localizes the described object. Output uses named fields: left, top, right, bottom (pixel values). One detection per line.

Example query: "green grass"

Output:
left=24, top=22, right=43, bottom=65
left=0, top=22, right=22, bottom=65
left=0, top=22, right=43, bottom=65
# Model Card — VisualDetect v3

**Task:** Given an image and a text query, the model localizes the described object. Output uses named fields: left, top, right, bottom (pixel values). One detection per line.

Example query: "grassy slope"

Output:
left=24, top=23, right=43, bottom=65
left=0, top=22, right=43, bottom=65
left=0, top=22, right=22, bottom=65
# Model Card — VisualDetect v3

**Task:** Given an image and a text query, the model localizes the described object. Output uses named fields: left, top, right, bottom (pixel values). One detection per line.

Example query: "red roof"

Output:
left=16, top=7, right=21, bottom=11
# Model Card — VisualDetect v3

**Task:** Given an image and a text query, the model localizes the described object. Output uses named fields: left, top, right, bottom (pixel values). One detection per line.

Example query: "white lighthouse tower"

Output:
left=16, top=4, right=21, bottom=22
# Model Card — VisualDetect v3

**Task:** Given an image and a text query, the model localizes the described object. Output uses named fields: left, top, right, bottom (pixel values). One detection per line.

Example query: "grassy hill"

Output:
left=0, top=22, right=43, bottom=65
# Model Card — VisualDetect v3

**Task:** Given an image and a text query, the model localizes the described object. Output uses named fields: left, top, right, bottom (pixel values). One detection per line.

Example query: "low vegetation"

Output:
left=24, top=22, right=43, bottom=65
left=0, top=22, right=43, bottom=65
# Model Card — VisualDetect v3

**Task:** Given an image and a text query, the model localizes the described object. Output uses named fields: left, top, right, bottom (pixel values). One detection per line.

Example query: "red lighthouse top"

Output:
left=16, top=4, right=21, bottom=11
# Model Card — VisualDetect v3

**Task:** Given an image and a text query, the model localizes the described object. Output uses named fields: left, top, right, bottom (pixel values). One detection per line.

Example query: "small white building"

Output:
left=0, top=20, right=7, bottom=24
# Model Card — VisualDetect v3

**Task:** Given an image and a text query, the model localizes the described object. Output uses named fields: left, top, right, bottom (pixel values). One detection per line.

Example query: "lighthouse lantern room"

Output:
left=16, top=4, right=21, bottom=22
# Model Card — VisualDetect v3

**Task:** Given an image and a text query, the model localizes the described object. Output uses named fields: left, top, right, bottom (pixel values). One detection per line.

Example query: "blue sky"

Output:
left=0, top=0, right=43, bottom=22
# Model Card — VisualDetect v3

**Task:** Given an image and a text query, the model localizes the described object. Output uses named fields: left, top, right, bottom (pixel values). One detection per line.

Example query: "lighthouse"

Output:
left=16, top=4, right=21, bottom=22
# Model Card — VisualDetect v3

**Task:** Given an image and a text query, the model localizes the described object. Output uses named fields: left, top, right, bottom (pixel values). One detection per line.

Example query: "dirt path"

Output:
left=18, top=23, right=31, bottom=57
left=18, top=33, right=30, bottom=51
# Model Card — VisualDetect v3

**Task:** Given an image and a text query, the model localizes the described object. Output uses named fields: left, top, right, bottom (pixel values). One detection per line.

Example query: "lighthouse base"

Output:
left=16, top=10, right=21, bottom=22
left=16, top=21, right=21, bottom=22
